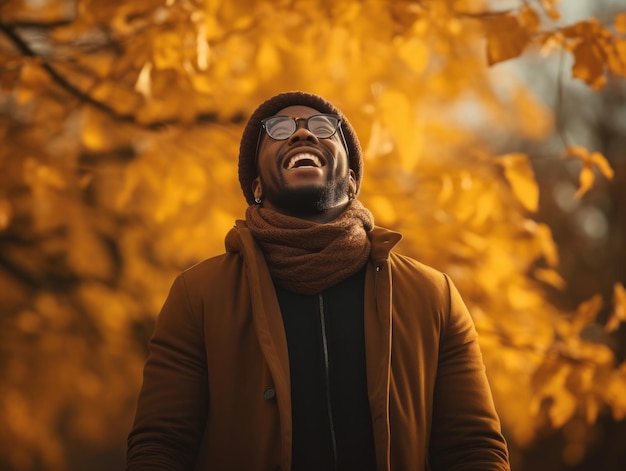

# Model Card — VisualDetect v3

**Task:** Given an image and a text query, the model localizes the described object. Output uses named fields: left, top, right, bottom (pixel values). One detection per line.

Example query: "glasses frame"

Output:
left=254, top=113, right=349, bottom=164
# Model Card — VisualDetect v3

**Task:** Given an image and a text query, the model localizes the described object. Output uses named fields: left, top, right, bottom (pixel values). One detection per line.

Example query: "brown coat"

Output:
left=127, top=222, right=510, bottom=471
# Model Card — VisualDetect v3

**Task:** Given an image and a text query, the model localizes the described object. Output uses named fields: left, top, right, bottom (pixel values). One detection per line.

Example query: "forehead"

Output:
left=273, top=105, right=321, bottom=118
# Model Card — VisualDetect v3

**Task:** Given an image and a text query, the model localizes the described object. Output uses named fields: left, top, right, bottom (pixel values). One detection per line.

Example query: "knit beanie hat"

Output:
left=238, top=91, right=363, bottom=205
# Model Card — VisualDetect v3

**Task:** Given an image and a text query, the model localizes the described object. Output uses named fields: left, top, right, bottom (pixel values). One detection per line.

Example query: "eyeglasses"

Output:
left=255, top=114, right=349, bottom=160
left=262, top=114, right=342, bottom=140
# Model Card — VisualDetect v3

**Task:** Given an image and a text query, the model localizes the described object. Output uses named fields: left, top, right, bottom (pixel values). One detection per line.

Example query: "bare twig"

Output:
left=556, top=46, right=573, bottom=150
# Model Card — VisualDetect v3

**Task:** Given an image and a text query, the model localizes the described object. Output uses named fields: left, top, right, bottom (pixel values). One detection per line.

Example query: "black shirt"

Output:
left=276, top=268, right=377, bottom=471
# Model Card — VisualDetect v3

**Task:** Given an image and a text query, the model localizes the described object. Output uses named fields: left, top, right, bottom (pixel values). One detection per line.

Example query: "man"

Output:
left=126, top=91, right=511, bottom=471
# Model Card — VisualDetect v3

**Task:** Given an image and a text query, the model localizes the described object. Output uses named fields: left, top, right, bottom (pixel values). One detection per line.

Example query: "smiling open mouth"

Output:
left=286, top=153, right=323, bottom=169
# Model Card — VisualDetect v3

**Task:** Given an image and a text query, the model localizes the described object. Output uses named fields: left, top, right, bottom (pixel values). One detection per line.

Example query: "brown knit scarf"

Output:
left=245, top=200, right=374, bottom=295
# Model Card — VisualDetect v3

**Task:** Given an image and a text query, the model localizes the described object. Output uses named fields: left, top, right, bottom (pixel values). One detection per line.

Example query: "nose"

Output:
left=288, top=119, right=319, bottom=145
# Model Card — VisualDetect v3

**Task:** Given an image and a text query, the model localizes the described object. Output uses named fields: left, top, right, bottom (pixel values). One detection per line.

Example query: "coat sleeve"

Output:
left=428, top=274, right=510, bottom=470
left=126, top=274, right=208, bottom=471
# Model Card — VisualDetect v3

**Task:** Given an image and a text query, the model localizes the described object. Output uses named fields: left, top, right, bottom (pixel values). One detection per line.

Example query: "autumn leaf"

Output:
left=535, top=223, right=560, bottom=267
left=560, top=18, right=626, bottom=88
left=532, top=364, right=577, bottom=428
left=565, top=146, right=614, bottom=198
left=571, top=39, right=607, bottom=89
left=518, top=5, right=540, bottom=33
left=540, top=0, right=561, bottom=20
left=485, top=13, right=531, bottom=65
left=395, top=36, right=430, bottom=74
left=614, top=13, right=626, bottom=33
left=607, top=37, right=626, bottom=76
left=571, top=294, right=603, bottom=336
left=606, top=283, right=626, bottom=333
left=497, top=153, right=539, bottom=212
left=605, top=364, right=626, bottom=420
left=534, top=267, right=567, bottom=290
left=368, top=195, right=398, bottom=226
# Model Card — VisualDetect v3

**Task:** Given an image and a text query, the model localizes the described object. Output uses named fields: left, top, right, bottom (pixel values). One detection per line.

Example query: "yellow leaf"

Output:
left=396, top=37, right=429, bottom=74
left=507, top=284, right=542, bottom=310
left=575, top=167, right=594, bottom=198
left=81, top=113, right=109, bottom=151
left=67, top=218, right=115, bottom=280
left=15, top=61, right=49, bottom=104
left=533, top=363, right=577, bottom=428
left=153, top=32, right=184, bottom=70
left=135, top=62, right=153, bottom=98
left=565, top=146, right=612, bottom=197
left=606, top=283, right=626, bottom=333
left=585, top=395, right=600, bottom=424
left=368, top=196, right=397, bottom=226
left=196, top=22, right=210, bottom=71
left=190, top=73, right=214, bottom=94
left=498, top=153, right=539, bottom=212
left=534, top=268, right=567, bottom=290
left=536, top=223, right=560, bottom=267
left=571, top=294, right=603, bottom=335
left=486, top=13, right=531, bottom=65
left=22, top=158, right=66, bottom=192
left=378, top=90, right=422, bottom=171
left=551, top=389, right=576, bottom=428
left=437, top=174, right=454, bottom=205
left=256, top=39, right=282, bottom=81
left=589, top=152, right=614, bottom=180
left=606, top=364, right=626, bottom=420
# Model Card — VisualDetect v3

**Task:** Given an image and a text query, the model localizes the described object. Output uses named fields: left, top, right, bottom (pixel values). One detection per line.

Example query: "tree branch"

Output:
left=0, top=22, right=222, bottom=130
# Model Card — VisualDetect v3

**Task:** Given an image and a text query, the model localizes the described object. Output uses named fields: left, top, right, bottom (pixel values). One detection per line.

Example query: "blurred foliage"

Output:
left=0, top=0, right=625, bottom=469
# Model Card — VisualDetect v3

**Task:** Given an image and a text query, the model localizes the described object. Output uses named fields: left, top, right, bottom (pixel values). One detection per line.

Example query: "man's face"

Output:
left=252, top=105, right=356, bottom=217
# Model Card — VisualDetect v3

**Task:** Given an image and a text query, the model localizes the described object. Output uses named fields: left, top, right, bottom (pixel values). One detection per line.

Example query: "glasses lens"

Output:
left=308, top=115, right=339, bottom=138
left=264, top=117, right=296, bottom=140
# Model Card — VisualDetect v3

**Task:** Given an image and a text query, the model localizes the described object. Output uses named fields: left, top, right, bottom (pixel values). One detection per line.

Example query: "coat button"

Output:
left=263, top=387, right=276, bottom=400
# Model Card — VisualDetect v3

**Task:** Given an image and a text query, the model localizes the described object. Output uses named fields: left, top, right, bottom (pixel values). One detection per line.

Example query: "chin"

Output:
left=269, top=180, right=349, bottom=216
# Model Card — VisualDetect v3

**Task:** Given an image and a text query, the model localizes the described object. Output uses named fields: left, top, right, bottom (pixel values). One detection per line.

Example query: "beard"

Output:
left=262, top=175, right=351, bottom=217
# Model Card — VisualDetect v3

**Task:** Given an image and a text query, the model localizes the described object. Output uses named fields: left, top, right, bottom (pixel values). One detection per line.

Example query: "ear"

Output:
left=252, top=177, right=262, bottom=200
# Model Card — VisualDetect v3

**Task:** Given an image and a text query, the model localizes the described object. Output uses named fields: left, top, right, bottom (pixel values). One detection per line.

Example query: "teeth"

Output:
left=287, top=153, right=322, bottom=169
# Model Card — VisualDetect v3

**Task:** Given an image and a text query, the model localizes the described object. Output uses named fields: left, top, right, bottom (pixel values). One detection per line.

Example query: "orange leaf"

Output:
left=606, top=283, right=626, bottom=333
left=571, top=40, right=606, bottom=89
left=519, top=5, right=540, bottom=33
left=540, top=0, right=561, bottom=20
left=486, top=14, right=531, bottom=65
left=615, top=13, right=626, bottom=33
left=608, top=38, right=626, bottom=76
left=572, top=294, right=603, bottom=335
